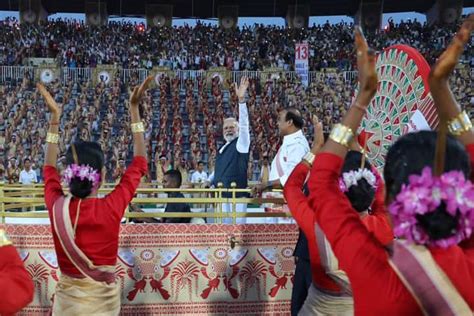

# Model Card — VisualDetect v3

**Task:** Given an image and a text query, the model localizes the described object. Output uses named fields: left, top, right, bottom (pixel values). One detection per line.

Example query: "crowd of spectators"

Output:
left=0, top=17, right=473, bottom=71
left=1, top=17, right=473, bottom=185
left=2, top=67, right=472, bottom=184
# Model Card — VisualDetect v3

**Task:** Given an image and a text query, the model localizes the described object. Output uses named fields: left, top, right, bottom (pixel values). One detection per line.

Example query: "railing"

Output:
left=1, top=65, right=471, bottom=86
left=61, top=67, right=92, bottom=83
left=121, top=68, right=149, bottom=83
left=0, top=183, right=289, bottom=224
left=175, top=70, right=206, bottom=89
left=0, top=66, right=35, bottom=83
left=0, top=65, right=364, bottom=87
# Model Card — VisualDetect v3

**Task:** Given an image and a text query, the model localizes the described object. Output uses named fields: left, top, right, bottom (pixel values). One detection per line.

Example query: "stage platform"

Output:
left=1, top=223, right=298, bottom=315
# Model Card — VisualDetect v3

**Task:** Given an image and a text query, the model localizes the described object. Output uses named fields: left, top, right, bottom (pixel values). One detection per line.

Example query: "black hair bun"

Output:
left=346, top=178, right=376, bottom=212
left=69, top=177, right=93, bottom=199
left=416, top=204, right=459, bottom=241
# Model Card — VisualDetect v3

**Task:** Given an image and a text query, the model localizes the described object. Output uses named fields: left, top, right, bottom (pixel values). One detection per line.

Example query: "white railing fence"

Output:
left=2, top=66, right=469, bottom=87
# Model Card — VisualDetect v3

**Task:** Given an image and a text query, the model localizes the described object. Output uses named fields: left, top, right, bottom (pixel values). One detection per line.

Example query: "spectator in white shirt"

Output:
left=19, top=158, right=38, bottom=185
left=191, top=161, right=208, bottom=185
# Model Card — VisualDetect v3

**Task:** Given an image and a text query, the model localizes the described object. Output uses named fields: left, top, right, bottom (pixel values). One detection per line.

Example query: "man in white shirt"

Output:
left=254, top=108, right=310, bottom=224
left=19, top=158, right=38, bottom=212
left=255, top=108, right=309, bottom=193
left=211, top=77, right=250, bottom=224
left=191, top=161, right=208, bottom=185
left=19, top=158, right=38, bottom=185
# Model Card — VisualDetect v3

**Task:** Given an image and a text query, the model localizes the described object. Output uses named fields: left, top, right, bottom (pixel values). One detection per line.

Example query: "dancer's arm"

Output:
left=105, top=76, right=152, bottom=217
left=129, top=76, right=153, bottom=160
left=308, top=28, right=388, bottom=278
left=38, top=83, right=64, bottom=208
left=37, top=83, right=61, bottom=167
left=428, top=15, right=474, bottom=253
left=315, top=27, right=378, bottom=161
left=428, top=14, right=474, bottom=147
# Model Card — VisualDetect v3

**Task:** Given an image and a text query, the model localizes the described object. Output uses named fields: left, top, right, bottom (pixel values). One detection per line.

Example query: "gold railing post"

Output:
left=230, top=182, right=237, bottom=224
left=32, top=184, right=37, bottom=212
left=217, top=182, right=224, bottom=224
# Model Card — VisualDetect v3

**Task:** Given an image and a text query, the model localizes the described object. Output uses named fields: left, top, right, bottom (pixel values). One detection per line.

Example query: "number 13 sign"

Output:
left=295, top=43, right=309, bottom=60
left=295, top=42, right=309, bottom=86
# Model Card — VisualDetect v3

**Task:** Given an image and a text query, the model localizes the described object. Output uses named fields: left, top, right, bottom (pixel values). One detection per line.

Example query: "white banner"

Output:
left=295, top=42, right=309, bottom=87
left=404, top=110, right=431, bottom=134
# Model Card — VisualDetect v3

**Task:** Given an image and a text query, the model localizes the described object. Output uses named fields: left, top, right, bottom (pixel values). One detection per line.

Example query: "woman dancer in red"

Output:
left=310, top=17, right=474, bottom=315
left=39, top=76, right=153, bottom=315
left=284, top=118, right=392, bottom=315
left=0, top=229, right=34, bottom=315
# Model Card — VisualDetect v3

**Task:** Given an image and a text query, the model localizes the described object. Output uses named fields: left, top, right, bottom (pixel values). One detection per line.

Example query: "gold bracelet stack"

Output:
left=329, top=124, right=354, bottom=147
left=448, top=111, right=472, bottom=136
left=46, top=132, right=60, bottom=144
left=302, top=152, right=316, bottom=166
left=0, top=229, right=12, bottom=247
left=131, top=122, right=145, bottom=133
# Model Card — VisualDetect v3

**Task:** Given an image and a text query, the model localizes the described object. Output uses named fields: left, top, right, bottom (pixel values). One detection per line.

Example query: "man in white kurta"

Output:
left=254, top=108, right=310, bottom=223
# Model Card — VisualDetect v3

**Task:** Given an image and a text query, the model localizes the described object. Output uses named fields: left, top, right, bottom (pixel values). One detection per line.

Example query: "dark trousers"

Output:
left=291, top=258, right=312, bottom=316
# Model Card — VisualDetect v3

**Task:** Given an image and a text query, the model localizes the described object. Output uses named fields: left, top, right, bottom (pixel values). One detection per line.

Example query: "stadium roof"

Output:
left=1, top=0, right=474, bottom=18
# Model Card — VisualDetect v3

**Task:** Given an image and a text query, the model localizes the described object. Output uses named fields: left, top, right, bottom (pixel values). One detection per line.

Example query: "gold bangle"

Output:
left=329, top=124, right=354, bottom=147
left=0, top=229, right=12, bottom=247
left=302, top=152, right=315, bottom=166
left=46, top=132, right=60, bottom=144
left=448, top=111, right=472, bottom=136
left=131, top=122, right=145, bottom=133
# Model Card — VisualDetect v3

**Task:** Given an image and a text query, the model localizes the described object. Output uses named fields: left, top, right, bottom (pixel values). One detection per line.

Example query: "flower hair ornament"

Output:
left=62, top=144, right=101, bottom=191
left=388, top=166, right=474, bottom=248
left=339, top=168, right=377, bottom=192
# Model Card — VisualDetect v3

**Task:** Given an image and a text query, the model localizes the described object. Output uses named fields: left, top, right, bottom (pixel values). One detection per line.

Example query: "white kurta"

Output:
left=269, top=129, right=309, bottom=186
left=267, top=129, right=310, bottom=224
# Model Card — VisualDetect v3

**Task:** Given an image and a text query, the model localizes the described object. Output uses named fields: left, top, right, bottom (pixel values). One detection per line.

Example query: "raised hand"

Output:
left=311, top=115, right=324, bottom=154
left=234, top=77, right=249, bottom=103
left=130, top=76, right=154, bottom=107
left=355, top=26, right=378, bottom=100
left=427, top=14, right=474, bottom=146
left=429, top=14, right=473, bottom=85
left=37, top=83, right=61, bottom=119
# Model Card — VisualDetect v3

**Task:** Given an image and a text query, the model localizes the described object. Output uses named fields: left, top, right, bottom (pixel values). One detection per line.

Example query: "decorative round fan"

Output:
left=357, top=45, right=438, bottom=170
left=211, top=73, right=223, bottom=83
left=98, top=71, right=111, bottom=84
left=40, top=69, right=54, bottom=83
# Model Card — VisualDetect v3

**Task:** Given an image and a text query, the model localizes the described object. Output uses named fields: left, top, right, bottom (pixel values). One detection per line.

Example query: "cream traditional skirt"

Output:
left=298, top=284, right=354, bottom=316
left=52, top=274, right=120, bottom=316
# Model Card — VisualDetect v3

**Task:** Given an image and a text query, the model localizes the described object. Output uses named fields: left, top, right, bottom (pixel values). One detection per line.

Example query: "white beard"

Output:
left=224, top=134, right=237, bottom=143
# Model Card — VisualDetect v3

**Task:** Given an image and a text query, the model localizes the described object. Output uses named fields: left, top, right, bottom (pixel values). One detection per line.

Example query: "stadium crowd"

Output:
left=2, top=68, right=472, bottom=184
left=0, top=17, right=473, bottom=71
left=1, top=18, right=473, bottom=184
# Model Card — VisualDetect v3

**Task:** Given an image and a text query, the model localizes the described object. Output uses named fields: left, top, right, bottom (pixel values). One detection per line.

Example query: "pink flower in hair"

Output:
left=389, top=167, right=474, bottom=248
left=62, top=163, right=101, bottom=191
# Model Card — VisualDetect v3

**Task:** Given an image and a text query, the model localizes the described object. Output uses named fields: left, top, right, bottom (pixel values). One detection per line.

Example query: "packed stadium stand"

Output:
left=1, top=18, right=473, bottom=182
